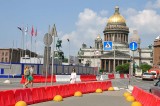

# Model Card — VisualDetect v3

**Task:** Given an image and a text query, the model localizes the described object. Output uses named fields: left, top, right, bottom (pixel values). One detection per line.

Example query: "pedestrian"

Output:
left=29, top=65, right=34, bottom=76
left=70, top=68, right=77, bottom=84
left=29, top=65, right=34, bottom=87
left=23, top=66, right=30, bottom=88
left=23, top=66, right=34, bottom=88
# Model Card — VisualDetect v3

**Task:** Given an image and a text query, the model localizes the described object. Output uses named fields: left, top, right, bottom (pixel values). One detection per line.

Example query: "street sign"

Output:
left=43, top=33, right=53, bottom=47
left=129, top=42, right=138, bottom=51
left=103, top=41, right=112, bottom=51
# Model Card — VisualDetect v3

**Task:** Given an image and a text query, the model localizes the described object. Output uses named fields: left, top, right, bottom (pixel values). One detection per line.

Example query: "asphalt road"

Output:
left=30, top=90, right=132, bottom=106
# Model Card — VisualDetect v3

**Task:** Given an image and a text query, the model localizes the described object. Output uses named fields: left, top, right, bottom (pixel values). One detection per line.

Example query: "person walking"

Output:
left=70, top=68, right=77, bottom=84
left=23, top=66, right=34, bottom=88
left=23, top=66, right=30, bottom=88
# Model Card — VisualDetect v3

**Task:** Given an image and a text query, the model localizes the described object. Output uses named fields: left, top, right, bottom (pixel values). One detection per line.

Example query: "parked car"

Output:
left=142, top=72, right=155, bottom=80
left=149, top=80, right=160, bottom=97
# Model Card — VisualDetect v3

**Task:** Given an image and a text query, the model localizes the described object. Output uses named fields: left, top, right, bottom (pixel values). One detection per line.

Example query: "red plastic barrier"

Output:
left=38, top=87, right=48, bottom=102
left=132, top=86, right=160, bottom=106
left=32, top=88, right=41, bottom=103
left=20, top=75, right=26, bottom=84
left=24, top=88, right=34, bottom=104
left=93, top=82, right=101, bottom=90
left=120, top=74, right=124, bottom=78
left=31, top=87, right=48, bottom=103
left=157, top=97, right=160, bottom=106
left=14, top=88, right=34, bottom=105
left=20, top=75, right=56, bottom=83
left=78, top=83, right=87, bottom=94
left=33, top=75, right=42, bottom=83
left=108, top=74, right=115, bottom=79
left=45, top=86, right=53, bottom=101
left=0, top=91, right=5, bottom=106
left=80, top=75, right=97, bottom=82
left=1, top=90, right=15, bottom=106
left=51, top=86, right=59, bottom=97
left=131, top=86, right=139, bottom=97
left=85, top=82, right=95, bottom=93
left=101, top=81, right=108, bottom=91
left=68, top=84, right=78, bottom=96
left=45, top=86, right=59, bottom=101
left=14, top=89, right=28, bottom=103
left=106, top=81, right=112, bottom=89
left=57, top=85, right=69, bottom=98
left=41, top=75, right=56, bottom=83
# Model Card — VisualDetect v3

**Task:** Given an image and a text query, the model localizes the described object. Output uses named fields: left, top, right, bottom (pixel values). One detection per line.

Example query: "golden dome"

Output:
left=96, top=34, right=102, bottom=41
left=96, top=34, right=101, bottom=39
left=107, top=6, right=126, bottom=24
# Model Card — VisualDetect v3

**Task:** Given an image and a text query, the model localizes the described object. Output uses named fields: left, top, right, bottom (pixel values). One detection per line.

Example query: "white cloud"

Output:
left=125, top=8, right=160, bottom=47
left=146, top=0, right=160, bottom=9
left=61, top=8, right=107, bottom=56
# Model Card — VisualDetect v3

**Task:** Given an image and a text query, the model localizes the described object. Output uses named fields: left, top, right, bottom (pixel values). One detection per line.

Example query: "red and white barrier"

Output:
left=21, top=75, right=96, bottom=83
left=100, top=74, right=129, bottom=81
left=20, top=74, right=129, bottom=83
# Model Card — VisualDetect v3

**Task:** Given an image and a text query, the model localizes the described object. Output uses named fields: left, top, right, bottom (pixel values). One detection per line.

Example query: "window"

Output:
left=5, top=52, right=8, bottom=56
left=2, top=52, right=4, bottom=56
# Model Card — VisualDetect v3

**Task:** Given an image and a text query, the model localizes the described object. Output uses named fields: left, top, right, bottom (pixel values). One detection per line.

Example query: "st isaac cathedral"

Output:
left=77, top=6, right=153, bottom=73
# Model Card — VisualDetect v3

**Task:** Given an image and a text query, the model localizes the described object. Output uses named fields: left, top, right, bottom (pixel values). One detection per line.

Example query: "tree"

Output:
left=116, top=63, right=129, bottom=74
left=139, top=63, right=152, bottom=73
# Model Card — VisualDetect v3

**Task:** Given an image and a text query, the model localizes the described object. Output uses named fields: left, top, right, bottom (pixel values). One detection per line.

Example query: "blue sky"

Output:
left=0, top=0, right=160, bottom=57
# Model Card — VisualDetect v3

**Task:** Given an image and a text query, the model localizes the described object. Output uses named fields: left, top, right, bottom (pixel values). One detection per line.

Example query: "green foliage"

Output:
left=139, top=63, right=152, bottom=73
left=116, top=63, right=129, bottom=74
left=99, top=69, right=104, bottom=73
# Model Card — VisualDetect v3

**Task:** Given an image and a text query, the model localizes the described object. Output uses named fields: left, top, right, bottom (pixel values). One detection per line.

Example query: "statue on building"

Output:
left=56, top=38, right=62, bottom=50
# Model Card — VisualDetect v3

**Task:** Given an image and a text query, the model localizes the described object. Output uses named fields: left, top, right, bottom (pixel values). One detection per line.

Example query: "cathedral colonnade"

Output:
left=100, top=59, right=128, bottom=72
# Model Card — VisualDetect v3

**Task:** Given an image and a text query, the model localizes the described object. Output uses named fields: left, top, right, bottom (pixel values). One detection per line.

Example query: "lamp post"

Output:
left=113, top=45, right=117, bottom=73
left=90, top=46, right=92, bottom=66
left=51, top=24, right=57, bottom=85
left=67, top=38, right=70, bottom=65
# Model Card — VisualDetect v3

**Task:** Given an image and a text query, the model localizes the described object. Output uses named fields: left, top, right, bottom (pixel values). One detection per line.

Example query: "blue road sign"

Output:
left=129, top=42, right=138, bottom=51
left=103, top=41, right=112, bottom=51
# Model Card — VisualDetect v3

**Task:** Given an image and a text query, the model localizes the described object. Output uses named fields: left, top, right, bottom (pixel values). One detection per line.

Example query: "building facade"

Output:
left=0, top=48, right=37, bottom=63
left=153, top=36, right=160, bottom=67
left=78, top=6, right=153, bottom=73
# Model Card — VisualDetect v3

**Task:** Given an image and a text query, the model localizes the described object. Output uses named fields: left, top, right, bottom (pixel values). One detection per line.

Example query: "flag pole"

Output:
left=34, top=28, right=37, bottom=64
left=30, top=34, right=32, bottom=63
left=22, top=27, right=24, bottom=59
left=25, top=26, right=28, bottom=63
left=17, top=26, right=23, bottom=62
left=30, top=26, right=34, bottom=63
left=35, top=37, right=36, bottom=64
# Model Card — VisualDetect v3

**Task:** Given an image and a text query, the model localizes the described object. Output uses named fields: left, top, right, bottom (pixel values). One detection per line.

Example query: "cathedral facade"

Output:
left=77, top=6, right=153, bottom=73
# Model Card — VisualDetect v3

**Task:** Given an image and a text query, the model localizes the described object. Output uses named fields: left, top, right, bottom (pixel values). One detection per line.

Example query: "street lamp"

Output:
left=67, top=38, right=70, bottom=65
left=113, top=45, right=117, bottom=73
left=90, top=46, right=92, bottom=66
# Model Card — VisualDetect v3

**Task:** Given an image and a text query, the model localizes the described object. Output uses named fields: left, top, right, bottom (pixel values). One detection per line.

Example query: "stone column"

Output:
left=109, top=59, right=111, bottom=72
left=118, top=60, right=120, bottom=66
left=104, top=59, right=106, bottom=71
